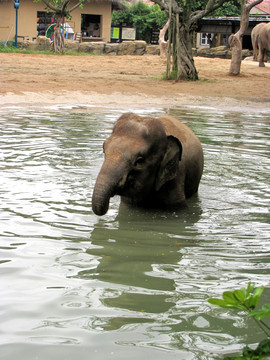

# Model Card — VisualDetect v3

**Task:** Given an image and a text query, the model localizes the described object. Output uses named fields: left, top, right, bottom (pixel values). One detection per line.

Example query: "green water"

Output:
left=0, top=105, right=269, bottom=360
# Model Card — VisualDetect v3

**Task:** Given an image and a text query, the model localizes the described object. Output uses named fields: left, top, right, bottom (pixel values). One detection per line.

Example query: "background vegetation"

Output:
left=111, top=0, right=241, bottom=44
left=111, top=2, right=168, bottom=43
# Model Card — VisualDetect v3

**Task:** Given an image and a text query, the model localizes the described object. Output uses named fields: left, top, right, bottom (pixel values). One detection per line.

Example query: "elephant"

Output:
left=257, top=22, right=270, bottom=67
left=92, top=112, right=204, bottom=216
left=251, top=23, right=267, bottom=61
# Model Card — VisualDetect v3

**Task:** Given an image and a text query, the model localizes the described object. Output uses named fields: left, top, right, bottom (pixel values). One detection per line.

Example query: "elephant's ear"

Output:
left=155, top=135, right=182, bottom=191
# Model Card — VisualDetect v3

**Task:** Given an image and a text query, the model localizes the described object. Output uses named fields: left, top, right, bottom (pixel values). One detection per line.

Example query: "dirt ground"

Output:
left=0, top=52, right=270, bottom=110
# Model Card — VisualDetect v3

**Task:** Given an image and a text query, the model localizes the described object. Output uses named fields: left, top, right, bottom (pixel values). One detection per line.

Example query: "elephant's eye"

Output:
left=134, top=156, right=145, bottom=167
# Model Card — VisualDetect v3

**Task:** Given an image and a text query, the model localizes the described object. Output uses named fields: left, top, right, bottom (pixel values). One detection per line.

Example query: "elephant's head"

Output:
left=92, top=113, right=182, bottom=216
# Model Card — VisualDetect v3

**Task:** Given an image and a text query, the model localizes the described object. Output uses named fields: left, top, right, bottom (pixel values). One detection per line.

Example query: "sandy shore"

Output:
left=0, top=53, right=270, bottom=112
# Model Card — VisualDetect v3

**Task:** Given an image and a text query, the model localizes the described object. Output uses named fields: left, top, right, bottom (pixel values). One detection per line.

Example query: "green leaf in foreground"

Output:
left=208, top=283, right=265, bottom=312
left=248, top=304, right=270, bottom=321
left=223, top=339, right=270, bottom=359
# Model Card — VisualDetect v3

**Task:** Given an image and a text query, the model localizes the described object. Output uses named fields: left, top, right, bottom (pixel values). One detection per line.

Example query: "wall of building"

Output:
left=0, top=0, right=112, bottom=43
left=0, top=1, right=13, bottom=42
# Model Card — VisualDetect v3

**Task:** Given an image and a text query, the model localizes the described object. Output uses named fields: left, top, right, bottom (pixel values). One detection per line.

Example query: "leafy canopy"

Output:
left=112, top=1, right=168, bottom=42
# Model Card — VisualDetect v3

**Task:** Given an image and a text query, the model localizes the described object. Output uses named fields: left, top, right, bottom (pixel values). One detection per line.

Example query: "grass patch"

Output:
left=160, top=70, right=178, bottom=81
left=198, top=77, right=216, bottom=84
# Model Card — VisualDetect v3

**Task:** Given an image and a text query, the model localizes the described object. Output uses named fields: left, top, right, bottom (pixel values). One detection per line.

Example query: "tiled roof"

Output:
left=250, top=0, right=270, bottom=13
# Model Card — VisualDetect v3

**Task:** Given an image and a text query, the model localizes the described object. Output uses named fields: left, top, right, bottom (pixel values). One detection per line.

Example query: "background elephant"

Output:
left=251, top=22, right=267, bottom=61
left=92, top=112, right=204, bottom=216
left=258, top=22, right=270, bottom=67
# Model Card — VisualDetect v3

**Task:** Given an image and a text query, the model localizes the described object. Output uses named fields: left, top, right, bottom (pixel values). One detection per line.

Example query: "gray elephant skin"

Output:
left=251, top=22, right=270, bottom=66
left=251, top=22, right=267, bottom=61
left=92, top=112, right=204, bottom=216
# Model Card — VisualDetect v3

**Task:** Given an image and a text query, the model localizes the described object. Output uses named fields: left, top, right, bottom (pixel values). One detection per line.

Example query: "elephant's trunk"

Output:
left=92, top=160, right=127, bottom=216
left=92, top=180, right=112, bottom=216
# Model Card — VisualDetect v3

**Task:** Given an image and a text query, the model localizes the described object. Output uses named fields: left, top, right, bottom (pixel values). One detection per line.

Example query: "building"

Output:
left=250, top=0, right=270, bottom=14
left=0, top=0, right=121, bottom=43
left=197, top=0, right=270, bottom=48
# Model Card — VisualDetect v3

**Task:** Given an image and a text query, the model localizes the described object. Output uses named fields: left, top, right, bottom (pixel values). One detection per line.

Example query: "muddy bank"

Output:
left=0, top=53, right=269, bottom=112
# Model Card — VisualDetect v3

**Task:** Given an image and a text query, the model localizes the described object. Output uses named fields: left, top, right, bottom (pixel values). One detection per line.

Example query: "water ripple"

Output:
left=0, top=106, right=270, bottom=360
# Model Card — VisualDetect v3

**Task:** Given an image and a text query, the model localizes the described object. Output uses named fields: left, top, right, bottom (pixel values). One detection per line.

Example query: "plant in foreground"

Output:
left=208, top=282, right=270, bottom=359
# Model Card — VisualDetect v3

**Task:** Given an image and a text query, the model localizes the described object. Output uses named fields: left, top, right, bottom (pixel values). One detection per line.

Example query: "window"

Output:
left=81, top=14, right=101, bottom=37
left=201, top=33, right=211, bottom=46
left=37, top=11, right=54, bottom=36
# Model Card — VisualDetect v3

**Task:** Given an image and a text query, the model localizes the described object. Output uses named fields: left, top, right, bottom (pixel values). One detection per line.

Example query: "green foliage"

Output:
left=0, top=42, right=21, bottom=53
left=223, top=339, right=270, bottom=359
left=154, top=0, right=241, bottom=18
left=249, top=304, right=270, bottom=321
left=111, top=1, right=168, bottom=43
left=208, top=283, right=270, bottom=360
left=212, top=1, right=241, bottom=17
left=208, top=283, right=264, bottom=311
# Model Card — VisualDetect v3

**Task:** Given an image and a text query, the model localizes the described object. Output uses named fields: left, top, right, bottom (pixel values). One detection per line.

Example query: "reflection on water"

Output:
left=0, top=105, right=270, bottom=360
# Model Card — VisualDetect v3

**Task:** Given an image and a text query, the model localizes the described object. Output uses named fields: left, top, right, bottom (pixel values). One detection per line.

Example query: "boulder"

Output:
left=197, top=46, right=228, bottom=58
left=197, top=47, right=215, bottom=57
left=105, top=43, right=120, bottom=55
left=146, top=44, right=160, bottom=55
left=35, top=36, right=51, bottom=50
left=79, top=42, right=105, bottom=54
left=21, top=36, right=51, bottom=51
left=64, top=39, right=79, bottom=52
left=118, top=41, right=136, bottom=55
left=134, top=40, right=147, bottom=55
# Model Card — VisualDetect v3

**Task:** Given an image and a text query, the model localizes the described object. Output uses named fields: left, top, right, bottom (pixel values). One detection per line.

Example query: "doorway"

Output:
left=81, top=14, right=101, bottom=38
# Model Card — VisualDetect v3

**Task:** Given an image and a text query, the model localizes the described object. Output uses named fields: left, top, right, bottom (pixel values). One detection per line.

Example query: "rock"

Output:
left=197, top=47, right=215, bottom=57
left=215, top=49, right=228, bottom=57
left=105, top=43, right=120, bottom=55
left=64, top=39, right=79, bottom=52
left=146, top=45, right=160, bottom=55
left=134, top=40, right=147, bottom=55
left=79, top=42, right=105, bottom=54
left=36, top=36, right=51, bottom=50
left=118, top=41, right=136, bottom=55
left=196, top=46, right=251, bottom=59
left=21, top=36, right=51, bottom=51
left=215, top=45, right=227, bottom=52
left=242, top=49, right=252, bottom=58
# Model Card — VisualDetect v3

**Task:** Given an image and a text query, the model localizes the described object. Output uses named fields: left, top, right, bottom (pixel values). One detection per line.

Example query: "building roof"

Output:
left=250, top=0, right=270, bottom=14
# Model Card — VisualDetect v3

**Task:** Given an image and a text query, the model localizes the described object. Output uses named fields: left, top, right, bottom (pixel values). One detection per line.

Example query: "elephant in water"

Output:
left=92, top=112, right=204, bottom=216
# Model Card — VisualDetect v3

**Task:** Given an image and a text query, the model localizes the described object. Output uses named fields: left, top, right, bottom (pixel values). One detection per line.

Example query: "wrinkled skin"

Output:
left=251, top=23, right=267, bottom=61
left=257, top=22, right=270, bottom=67
left=92, top=113, right=204, bottom=216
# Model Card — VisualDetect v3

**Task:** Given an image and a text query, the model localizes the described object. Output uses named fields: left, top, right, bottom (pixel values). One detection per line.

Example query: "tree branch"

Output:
left=246, top=0, right=263, bottom=12
left=41, top=0, right=83, bottom=15
left=42, top=0, right=61, bottom=13
left=189, top=0, right=230, bottom=26
left=152, top=0, right=183, bottom=15
left=69, top=0, right=84, bottom=13
left=61, top=0, right=71, bottom=12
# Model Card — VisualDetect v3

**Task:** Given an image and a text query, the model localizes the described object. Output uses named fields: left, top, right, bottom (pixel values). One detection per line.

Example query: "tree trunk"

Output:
left=159, top=19, right=170, bottom=58
left=173, top=17, right=198, bottom=81
left=229, top=0, right=263, bottom=75
left=53, top=17, right=65, bottom=53
left=229, top=33, right=242, bottom=75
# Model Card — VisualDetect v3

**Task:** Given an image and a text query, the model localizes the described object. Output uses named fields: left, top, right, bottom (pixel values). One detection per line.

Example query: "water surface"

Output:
left=0, top=105, right=270, bottom=360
